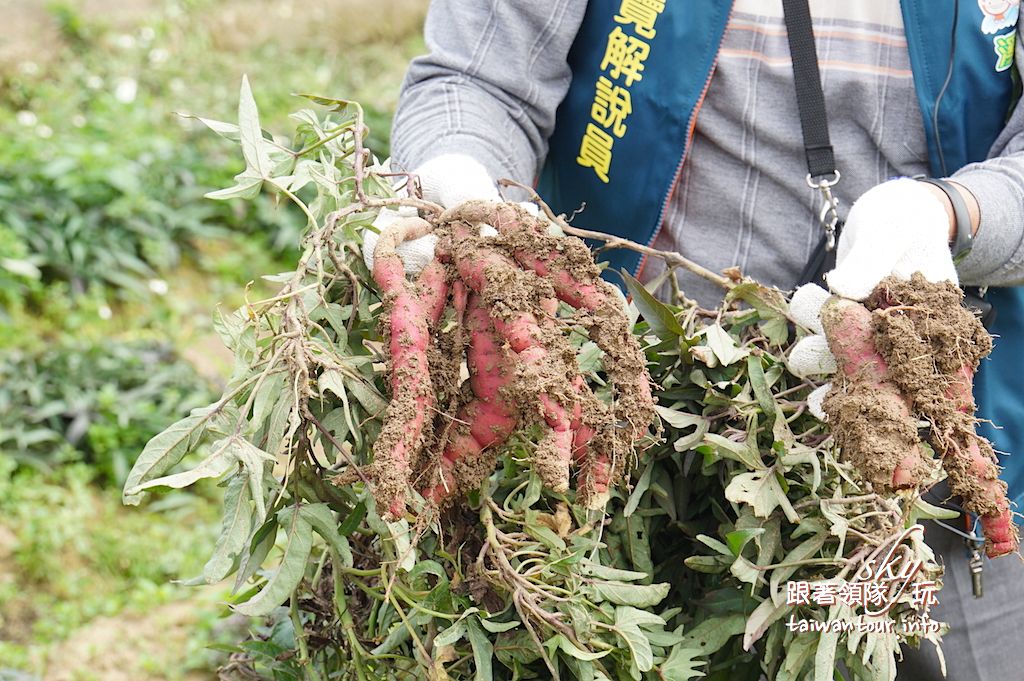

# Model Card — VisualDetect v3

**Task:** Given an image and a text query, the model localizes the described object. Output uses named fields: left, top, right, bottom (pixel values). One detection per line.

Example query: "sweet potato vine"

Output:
left=120, top=80, right=1015, bottom=681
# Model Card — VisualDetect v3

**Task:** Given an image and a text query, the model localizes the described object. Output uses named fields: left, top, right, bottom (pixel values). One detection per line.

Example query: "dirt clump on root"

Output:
left=820, top=296, right=934, bottom=492
left=823, top=386, right=930, bottom=491
left=867, top=274, right=1002, bottom=516
left=868, top=274, right=990, bottom=418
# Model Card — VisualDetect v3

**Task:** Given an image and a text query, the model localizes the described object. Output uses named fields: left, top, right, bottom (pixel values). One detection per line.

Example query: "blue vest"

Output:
left=537, top=0, right=1024, bottom=505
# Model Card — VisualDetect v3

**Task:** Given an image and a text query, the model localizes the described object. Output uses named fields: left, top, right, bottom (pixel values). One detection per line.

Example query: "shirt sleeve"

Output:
left=390, top=0, right=587, bottom=186
left=951, top=22, right=1024, bottom=287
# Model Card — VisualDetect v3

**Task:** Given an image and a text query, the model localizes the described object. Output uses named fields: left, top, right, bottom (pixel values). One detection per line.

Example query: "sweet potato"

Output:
left=820, top=297, right=931, bottom=491
left=370, top=217, right=438, bottom=519
left=421, top=293, right=518, bottom=503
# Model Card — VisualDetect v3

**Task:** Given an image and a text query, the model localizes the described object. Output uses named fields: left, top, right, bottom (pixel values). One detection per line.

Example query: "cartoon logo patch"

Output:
left=994, top=31, right=1016, bottom=71
left=979, top=0, right=1020, bottom=34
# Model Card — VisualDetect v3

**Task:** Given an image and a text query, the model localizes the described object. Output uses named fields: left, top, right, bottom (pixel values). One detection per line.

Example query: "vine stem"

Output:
left=332, top=548, right=370, bottom=681
left=497, top=178, right=734, bottom=291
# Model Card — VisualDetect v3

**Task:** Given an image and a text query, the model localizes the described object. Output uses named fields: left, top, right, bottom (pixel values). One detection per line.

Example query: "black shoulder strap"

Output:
left=782, top=0, right=842, bottom=287
left=781, top=0, right=836, bottom=180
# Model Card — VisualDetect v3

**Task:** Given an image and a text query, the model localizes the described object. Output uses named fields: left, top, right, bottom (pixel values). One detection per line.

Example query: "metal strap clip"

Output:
left=806, top=171, right=841, bottom=250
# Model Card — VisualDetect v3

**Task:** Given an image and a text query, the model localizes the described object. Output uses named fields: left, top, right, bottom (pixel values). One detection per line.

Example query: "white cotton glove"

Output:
left=362, top=206, right=439, bottom=275
left=787, top=283, right=836, bottom=421
left=415, top=153, right=502, bottom=208
left=826, top=178, right=957, bottom=301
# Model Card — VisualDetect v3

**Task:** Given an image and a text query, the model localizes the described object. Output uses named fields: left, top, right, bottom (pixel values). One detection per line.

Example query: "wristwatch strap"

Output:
left=917, top=178, right=974, bottom=262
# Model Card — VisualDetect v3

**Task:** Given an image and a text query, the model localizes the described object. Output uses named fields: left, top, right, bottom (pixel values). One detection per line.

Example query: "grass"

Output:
left=0, top=0, right=426, bottom=677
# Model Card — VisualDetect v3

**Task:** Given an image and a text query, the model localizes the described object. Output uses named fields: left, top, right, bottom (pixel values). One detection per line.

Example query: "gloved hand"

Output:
left=363, top=153, right=501, bottom=275
left=788, top=178, right=958, bottom=420
left=826, top=177, right=957, bottom=300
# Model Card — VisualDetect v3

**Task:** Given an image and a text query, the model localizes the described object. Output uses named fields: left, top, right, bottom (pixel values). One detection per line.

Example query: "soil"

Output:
left=867, top=274, right=1002, bottom=516
left=43, top=596, right=227, bottom=681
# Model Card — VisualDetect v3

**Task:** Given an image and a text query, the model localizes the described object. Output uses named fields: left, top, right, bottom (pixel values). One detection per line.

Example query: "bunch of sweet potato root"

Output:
left=821, top=275, right=1018, bottom=557
left=365, top=201, right=655, bottom=520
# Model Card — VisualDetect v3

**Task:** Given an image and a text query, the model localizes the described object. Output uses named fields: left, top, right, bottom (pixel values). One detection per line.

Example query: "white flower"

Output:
left=115, top=33, right=136, bottom=49
left=86, top=75, right=104, bottom=89
left=147, top=279, right=169, bottom=295
left=98, top=305, right=113, bottom=320
left=139, top=26, right=155, bottom=43
left=72, top=114, right=87, bottom=128
left=148, top=48, right=169, bottom=65
left=114, top=77, right=138, bottom=103
left=16, top=110, right=37, bottom=126
left=36, top=125, right=53, bottom=138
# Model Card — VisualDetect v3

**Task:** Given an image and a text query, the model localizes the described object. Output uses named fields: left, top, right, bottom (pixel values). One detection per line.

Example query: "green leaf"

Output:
left=678, top=614, right=746, bottom=656
left=813, top=630, right=840, bottom=681
left=297, top=503, right=353, bottom=568
left=122, top=405, right=218, bottom=504
left=729, top=555, right=761, bottom=585
left=466, top=616, right=494, bottom=681
left=622, top=270, right=684, bottom=339
left=909, top=496, right=960, bottom=524
left=696, top=534, right=732, bottom=557
left=615, top=606, right=666, bottom=629
left=659, top=646, right=705, bottom=680
left=231, top=438, right=277, bottom=522
left=234, top=516, right=277, bottom=593
left=549, top=634, right=609, bottom=661
left=584, top=581, right=670, bottom=608
left=769, top=533, right=827, bottom=602
left=237, top=75, right=272, bottom=181
left=725, top=528, right=765, bottom=557
left=297, top=93, right=354, bottom=111
left=177, top=113, right=241, bottom=141
left=387, top=519, right=416, bottom=572
left=202, top=473, right=253, bottom=583
left=616, top=622, right=654, bottom=671
left=703, top=432, right=764, bottom=470
left=746, top=355, right=776, bottom=424
left=624, top=514, right=653, bottom=578
left=624, top=459, right=653, bottom=516
left=725, top=469, right=799, bottom=523
left=205, top=176, right=262, bottom=201
left=683, top=555, right=728, bottom=574
left=525, top=518, right=566, bottom=551
left=777, top=633, right=817, bottom=681
left=655, top=407, right=710, bottom=453
left=703, top=324, right=748, bottom=366
left=338, top=500, right=367, bottom=536
left=251, top=372, right=286, bottom=429
left=126, top=436, right=239, bottom=495
left=346, top=375, right=387, bottom=415
left=433, top=621, right=467, bottom=647
left=579, top=561, right=650, bottom=582
left=479, top=618, right=521, bottom=634
left=727, top=282, right=791, bottom=345
left=234, top=508, right=314, bottom=617
left=742, top=597, right=791, bottom=651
